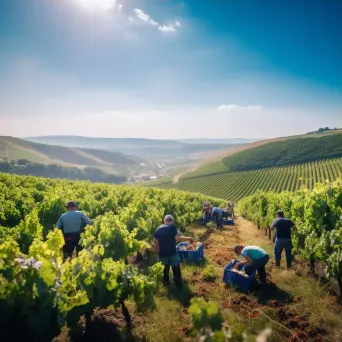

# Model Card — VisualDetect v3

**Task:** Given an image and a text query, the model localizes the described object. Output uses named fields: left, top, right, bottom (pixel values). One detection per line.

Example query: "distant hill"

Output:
left=221, top=133, right=342, bottom=172
left=178, top=138, right=262, bottom=144
left=180, top=131, right=342, bottom=179
left=24, top=136, right=245, bottom=160
left=0, top=161, right=127, bottom=184
left=0, top=136, right=146, bottom=169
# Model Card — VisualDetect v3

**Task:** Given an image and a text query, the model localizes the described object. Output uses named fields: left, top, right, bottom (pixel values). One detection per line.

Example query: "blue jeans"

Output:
left=212, top=213, right=223, bottom=228
left=159, top=254, right=182, bottom=288
left=274, top=238, right=292, bottom=267
left=159, top=254, right=181, bottom=267
left=244, top=255, right=269, bottom=282
left=202, top=212, right=211, bottom=225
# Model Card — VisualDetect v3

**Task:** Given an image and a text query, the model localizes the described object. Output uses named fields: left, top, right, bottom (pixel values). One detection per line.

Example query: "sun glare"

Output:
left=76, top=0, right=116, bottom=11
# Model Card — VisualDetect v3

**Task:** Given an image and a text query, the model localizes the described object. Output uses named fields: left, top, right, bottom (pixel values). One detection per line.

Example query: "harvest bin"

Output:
left=223, top=219, right=234, bottom=225
left=208, top=217, right=234, bottom=225
left=176, top=242, right=204, bottom=261
left=223, top=259, right=255, bottom=292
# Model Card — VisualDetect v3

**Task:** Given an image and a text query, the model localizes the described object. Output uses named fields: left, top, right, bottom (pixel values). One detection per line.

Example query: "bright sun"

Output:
left=76, top=0, right=116, bottom=11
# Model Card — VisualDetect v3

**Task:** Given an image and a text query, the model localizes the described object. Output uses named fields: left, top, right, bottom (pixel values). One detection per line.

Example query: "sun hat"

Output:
left=66, top=201, right=77, bottom=208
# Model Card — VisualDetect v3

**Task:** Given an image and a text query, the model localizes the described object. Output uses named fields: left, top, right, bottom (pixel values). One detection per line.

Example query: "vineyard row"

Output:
left=157, top=158, right=342, bottom=201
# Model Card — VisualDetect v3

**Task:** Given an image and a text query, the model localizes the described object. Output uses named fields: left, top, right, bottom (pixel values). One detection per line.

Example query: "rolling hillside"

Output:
left=181, top=131, right=342, bottom=179
left=151, top=158, right=342, bottom=201
left=0, top=136, right=145, bottom=169
left=221, top=132, right=342, bottom=172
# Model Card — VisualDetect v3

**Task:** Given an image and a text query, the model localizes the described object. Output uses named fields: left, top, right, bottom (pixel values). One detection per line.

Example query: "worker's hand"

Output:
left=189, top=237, right=194, bottom=243
left=233, top=262, right=240, bottom=270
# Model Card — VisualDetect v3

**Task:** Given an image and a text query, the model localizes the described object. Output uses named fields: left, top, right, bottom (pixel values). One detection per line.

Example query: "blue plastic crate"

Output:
left=176, top=242, right=204, bottom=261
left=223, top=259, right=255, bottom=292
left=223, top=219, right=234, bottom=225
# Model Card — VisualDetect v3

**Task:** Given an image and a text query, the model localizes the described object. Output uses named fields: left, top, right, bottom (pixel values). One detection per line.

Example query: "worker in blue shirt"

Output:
left=211, top=207, right=223, bottom=229
left=56, top=201, right=92, bottom=260
left=270, top=210, right=295, bottom=269
left=234, top=245, right=269, bottom=284
left=154, top=214, right=193, bottom=289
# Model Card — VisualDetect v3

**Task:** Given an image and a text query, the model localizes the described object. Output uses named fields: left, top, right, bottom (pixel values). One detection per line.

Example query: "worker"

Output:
left=56, top=201, right=92, bottom=260
left=154, top=214, right=194, bottom=289
left=233, top=245, right=269, bottom=284
left=223, top=201, right=235, bottom=220
left=202, top=201, right=212, bottom=225
left=211, top=206, right=223, bottom=229
left=270, top=210, right=295, bottom=269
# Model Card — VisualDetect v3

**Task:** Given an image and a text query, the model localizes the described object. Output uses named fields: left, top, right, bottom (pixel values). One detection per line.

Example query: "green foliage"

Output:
left=0, top=230, right=64, bottom=341
left=201, top=265, right=217, bottom=282
left=188, top=297, right=270, bottom=342
left=0, top=172, right=224, bottom=339
left=189, top=297, right=224, bottom=333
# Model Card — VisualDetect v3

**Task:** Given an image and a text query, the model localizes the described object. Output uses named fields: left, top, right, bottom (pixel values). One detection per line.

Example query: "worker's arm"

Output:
left=81, top=212, right=92, bottom=225
left=175, top=235, right=193, bottom=243
left=270, top=219, right=276, bottom=230
left=153, top=238, right=159, bottom=253
left=56, top=216, right=63, bottom=230
left=233, top=256, right=252, bottom=269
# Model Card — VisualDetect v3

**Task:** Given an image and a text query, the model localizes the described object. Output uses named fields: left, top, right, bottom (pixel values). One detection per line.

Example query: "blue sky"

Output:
left=0, top=0, right=341, bottom=139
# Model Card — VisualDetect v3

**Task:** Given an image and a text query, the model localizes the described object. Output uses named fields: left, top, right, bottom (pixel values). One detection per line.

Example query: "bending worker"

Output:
left=233, top=245, right=269, bottom=284
left=154, top=214, right=193, bottom=289
left=202, top=201, right=212, bottom=225
left=270, top=210, right=295, bottom=269
left=211, top=206, right=223, bottom=229
left=223, top=201, right=235, bottom=220
left=56, top=201, right=92, bottom=260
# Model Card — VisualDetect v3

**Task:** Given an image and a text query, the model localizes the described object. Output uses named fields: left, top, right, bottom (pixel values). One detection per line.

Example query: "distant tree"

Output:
left=0, top=161, right=11, bottom=173
left=17, top=159, right=29, bottom=165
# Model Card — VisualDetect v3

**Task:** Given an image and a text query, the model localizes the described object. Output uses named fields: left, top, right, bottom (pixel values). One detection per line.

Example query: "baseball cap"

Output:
left=66, top=201, right=77, bottom=208
left=276, top=210, right=284, bottom=216
left=164, top=214, right=174, bottom=222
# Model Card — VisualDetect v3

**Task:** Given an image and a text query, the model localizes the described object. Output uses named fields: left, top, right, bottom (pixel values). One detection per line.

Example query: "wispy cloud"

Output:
left=158, top=25, right=176, bottom=33
left=133, top=8, right=158, bottom=26
left=133, top=8, right=179, bottom=33
left=217, top=104, right=262, bottom=111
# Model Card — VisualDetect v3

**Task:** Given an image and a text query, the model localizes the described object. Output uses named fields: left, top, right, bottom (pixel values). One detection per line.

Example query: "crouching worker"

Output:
left=154, top=215, right=193, bottom=289
left=234, top=245, right=269, bottom=284
left=202, top=201, right=212, bottom=225
left=223, top=201, right=235, bottom=220
left=56, top=201, right=92, bottom=260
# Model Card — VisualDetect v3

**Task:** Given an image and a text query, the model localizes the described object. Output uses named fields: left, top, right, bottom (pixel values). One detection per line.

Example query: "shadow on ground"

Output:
left=165, top=280, right=193, bottom=307
left=252, top=281, right=293, bottom=305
